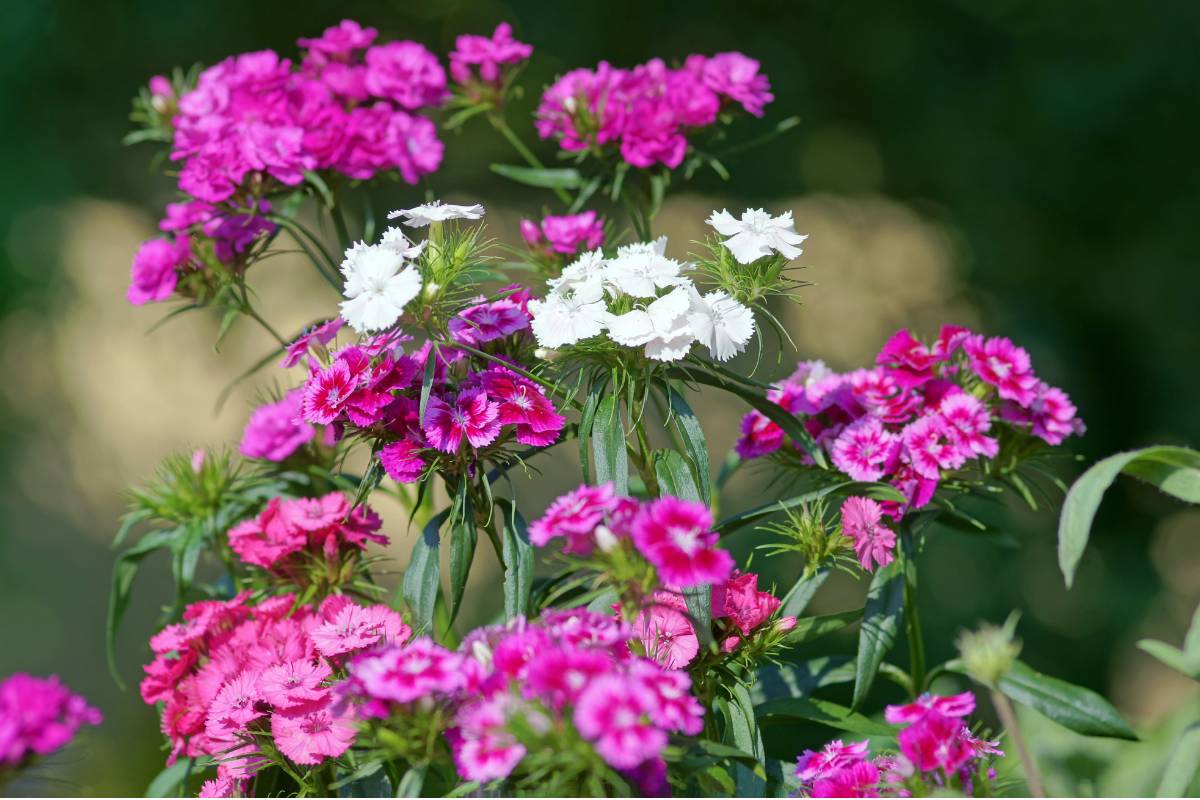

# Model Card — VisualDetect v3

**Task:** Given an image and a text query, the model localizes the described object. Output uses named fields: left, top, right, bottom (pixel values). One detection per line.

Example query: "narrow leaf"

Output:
left=783, top=609, right=862, bottom=647
left=499, top=501, right=535, bottom=620
left=1157, top=722, right=1200, bottom=796
left=490, top=163, right=583, bottom=189
left=997, top=660, right=1138, bottom=740
left=447, top=492, right=477, bottom=624
left=591, top=394, right=628, bottom=495
left=717, top=481, right=905, bottom=535
left=667, top=385, right=712, bottom=506
left=755, top=697, right=896, bottom=737
left=751, top=656, right=856, bottom=704
left=780, top=569, right=829, bottom=618
left=402, top=508, right=449, bottom=636
left=852, top=557, right=905, bottom=709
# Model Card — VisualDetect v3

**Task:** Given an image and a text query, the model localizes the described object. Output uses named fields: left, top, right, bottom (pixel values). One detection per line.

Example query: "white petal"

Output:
left=606, top=309, right=657, bottom=346
left=706, top=209, right=742, bottom=237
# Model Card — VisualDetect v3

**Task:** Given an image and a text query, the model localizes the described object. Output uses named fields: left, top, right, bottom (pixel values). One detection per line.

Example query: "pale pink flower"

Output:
left=310, top=603, right=410, bottom=657
left=258, top=660, right=331, bottom=710
left=630, top=497, right=734, bottom=587
left=902, top=413, right=966, bottom=479
left=528, top=483, right=616, bottom=554
left=832, top=417, right=898, bottom=481
left=631, top=592, right=698, bottom=669
left=840, top=497, right=897, bottom=572
left=270, top=695, right=356, bottom=765
left=938, top=392, right=999, bottom=459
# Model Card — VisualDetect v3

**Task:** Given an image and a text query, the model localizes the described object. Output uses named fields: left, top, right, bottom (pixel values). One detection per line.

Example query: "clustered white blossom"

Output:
left=706, top=207, right=807, bottom=265
left=340, top=202, right=487, bottom=332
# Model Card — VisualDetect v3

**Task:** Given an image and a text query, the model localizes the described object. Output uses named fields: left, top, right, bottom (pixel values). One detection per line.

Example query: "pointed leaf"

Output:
left=591, top=394, right=628, bottom=495
left=997, top=660, right=1138, bottom=740
left=490, top=164, right=583, bottom=189
left=755, top=697, right=896, bottom=737
left=499, top=501, right=534, bottom=620
left=447, top=492, right=477, bottom=624
left=667, top=385, right=711, bottom=506
left=1157, top=722, right=1200, bottom=796
left=783, top=609, right=862, bottom=648
left=780, top=569, right=829, bottom=618
left=402, top=508, right=449, bottom=636
left=852, top=557, right=905, bottom=708
left=751, top=656, right=856, bottom=704
left=716, top=481, right=904, bottom=535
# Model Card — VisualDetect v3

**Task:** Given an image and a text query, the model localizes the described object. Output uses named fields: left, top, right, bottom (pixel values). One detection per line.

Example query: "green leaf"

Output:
left=654, top=450, right=701, bottom=502
left=779, top=569, right=829, bottom=618
left=716, top=481, right=904, bottom=535
left=498, top=500, right=534, bottom=621
left=1157, top=721, right=1200, bottom=796
left=682, top=583, right=715, bottom=651
left=783, top=609, right=862, bottom=647
left=107, top=528, right=180, bottom=687
left=418, top=351, right=438, bottom=424
left=721, top=684, right=766, bottom=796
left=997, top=660, right=1138, bottom=740
left=302, top=169, right=335, bottom=208
left=1136, top=638, right=1199, bottom=680
left=402, top=508, right=449, bottom=636
left=755, top=697, right=896, bottom=737
left=667, top=385, right=712, bottom=507
left=394, top=762, right=428, bottom=798
left=688, top=739, right=761, bottom=767
left=751, top=656, right=856, bottom=704
left=852, top=557, right=905, bottom=709
left=145, top=757, right=193, bottom=797
left=577, top=384, right=601, bottom=485
left=447, top=491, right=477, bottom=624
left=331, top=760, right=390, bottom=795
left=1059, top=445, right=1200, bottom=587
left=591, top=394, right=628, bottom=495
left=490, top=163, right=583, bottom=189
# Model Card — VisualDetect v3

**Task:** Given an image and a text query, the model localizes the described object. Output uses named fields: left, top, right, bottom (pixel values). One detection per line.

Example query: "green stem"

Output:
left=241, top=302, right=288, bottom=348
left=329, top=201, right=353, bottom=252
left=902, top=527, right=927, bottom=696
left=488, top=114, right=573, bottom=205
left=992, top=689, right=1046, bottom=797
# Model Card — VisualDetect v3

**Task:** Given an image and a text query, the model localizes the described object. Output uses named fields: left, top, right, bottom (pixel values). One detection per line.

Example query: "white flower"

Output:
left=379, top=226, right=427, bottom=259
left=339, top=245, right=422, bottom=332
left=603, top=239, right=686, bottom=298
left=528, top=281, right=609, bottom=348
left=687, top=289, right=756, bottom=361
left=606, top=285, right=696, bottom=362
left=388, top=201, right=486, bottom=227
left=707, top=208, right=808, bottom=264
left=549, top=249, right=607, bottom=295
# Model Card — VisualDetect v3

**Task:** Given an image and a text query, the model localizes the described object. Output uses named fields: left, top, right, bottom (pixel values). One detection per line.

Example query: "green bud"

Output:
left=957, top=613, right=1022, bottom=687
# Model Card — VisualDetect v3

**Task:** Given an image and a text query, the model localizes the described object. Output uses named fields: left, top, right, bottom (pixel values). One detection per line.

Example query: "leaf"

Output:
left=1136, top=638, right=1199, bottom=680
left=401, top=508, right=449, bottom=636
left=1157, top=722, right=1200, bottom=796
left=447, top=491, right=477, bottom=624
left=112, top=508, right=151, bottom=549
left=591, top=394, right=628, bottom=495
left=302, top=169, right=335, bottom=208
left=330, top=760, right=390, bottom=795
left=418, top=351, right=438, bottom=424
left=107, top=528, right=180, bottom=687
left=717, top=481, right=905, bottom=535
left=852, top=557, right=905, bottom=709
left=682, top=584, right=716, bottom=651
left=490, top=163, right=583, bottom=189
left=996, top=660, right=1138, bottom=740
left=1059, top=445, right=1200, bottom=587
left=577, top=384, right=601, bottom=485
left=145, top=757, right=193, bottom=797
left=783, top=609, right=862, bottom=647
left=751, top=656, right=856, bottom=704
left=498, top=500, right=534, bottom=621
left=755, top=697, right=896, bottom=737
left=721, top=684, right=766, bottom=796
left=779, top=569, right=829, bottom=618
left=394, top=762, right=428, bottom=798
left=654, top=450, right=701, bottom=502
left=667, top=385, right=711, bottom=506
left=688, top=739, right=762, bottom=767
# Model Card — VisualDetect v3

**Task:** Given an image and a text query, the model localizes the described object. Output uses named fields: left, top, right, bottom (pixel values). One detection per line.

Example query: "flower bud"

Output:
left=957, top=614, right=1021, bottom=687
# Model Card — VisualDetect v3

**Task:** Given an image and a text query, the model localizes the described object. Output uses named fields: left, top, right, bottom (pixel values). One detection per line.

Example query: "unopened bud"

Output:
left=957, top=614, right=1021, bottom=687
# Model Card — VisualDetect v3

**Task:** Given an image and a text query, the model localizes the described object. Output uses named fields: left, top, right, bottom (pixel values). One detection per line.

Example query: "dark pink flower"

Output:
left=0, top=674, right=101, bottom=765
left=364, top=41, right=448, bottom=110
left=901, top=413, right=966, bottom=479
left=298, top=20, right=377, bottom=60
left=281, top=319, right=343, bottom=369
left=302, top=359, right=358, bottom=425
left=1001, top=381, right=1085, bottom=445
left=938, top=392, right=999, bottom=459
left=885, top=691, right=975, bottom=725
left=631, top=592, right=698, bottom=669
left=239, top=389, right=316, bottom=462
left=449, top=23, right=532, bottom=85
left=270, top=695, right=357, bottom=765
left=716, top=571, right=782, bottom=636
left=691, top=52, right=773, bottom=116
left=422, top=388, right=501, bottom=453
left=964, top=334, right=1039, bottom=407
left=574, top=674, right=666, bottom=770
left=379, top=439, right=425, bottom=483
left=896, top=711, right=975, bottom=774
left=350, top=638, right=465, bottom=704
left=521, top=211, right=605, bottom=256
left=128, top=237, right=190, bottom=305
left=227, top=498, right=306, bottom=569
left=735, top=410, right=785, bottom=459
left=448, top=298, right=530, bottom=345
left=479, top=369, right=565, bottom=441
left=528, top=483, right=616, bottom=554
left=832, top=417, right=898, bottom=481
left=840, top=497, right=896, bottom=572
left=630, top=497, right=733, bottom=587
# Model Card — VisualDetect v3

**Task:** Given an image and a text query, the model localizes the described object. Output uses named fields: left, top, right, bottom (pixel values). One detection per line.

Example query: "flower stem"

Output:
left=992, top=689, right=1046, bottom=797
left=488, top=114, right=573, bottom=205
left=901, top=527, right=926, bottom=696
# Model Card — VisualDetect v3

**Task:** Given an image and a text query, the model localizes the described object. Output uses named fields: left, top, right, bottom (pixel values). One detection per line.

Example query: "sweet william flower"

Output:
left=529, top=482, right=616, bottom=554
left=574, top=675, right=666, bottom=770
left=310, top=603, right=409, bottom=657
left=631, top=496, right=734, bottom=587
left=388, top=201, right=485, bottom=226
left=379, top=439, right=425, bottom=483
left=632, top=592, right=699, bottom=669
left=270, top=695, right=357, bottom=766
left=964, top=334, right=1039, bottom=407
left=687, top=289, right=756, bottom=361
left=239, top=389, right=317, bottom=462
left=832, top=417, right=898, bottom=482
left=422, top=388, right=501, bottom=453
left=128, top=237, right=190, bottom=305
left=707, top=208, right=807, bottom=264
left=339, top=245, right=422, bottom=333
left=450, top=22, right=533, bottom=85
left=606, top=285, right=697, bottom=362
left=840, top=496, right=897, bottom=572
left=363, top=41, right=448, bottom=109
left=527, top=281, right=609, bottom=348
left=350, top=638, right=465, bottom=703
left=521, top=211, right=605, bottom=256
left=281, top=318, right=343, bottom=369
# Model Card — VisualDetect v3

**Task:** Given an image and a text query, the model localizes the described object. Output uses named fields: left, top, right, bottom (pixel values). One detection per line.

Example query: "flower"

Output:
left=258, top=660, right=331, bottom=710
left=379, top=439, right=425, bottom=483
left=448, top=296, right=530, bottom=345
left=939, top=392, right=999, bottom=459
left=363, top=41, right=447, bottom=109
left=281, top=318, right=343, bottom=369
left=687, top=290, right=755, bottom=361
left=716, top=572, right=782, bottom=636
left=283, top=492, right=349, bottom=532
left=270, top=695, right=357, bottom=765
left=310, top=603, right=410, bottom=657
left=574, top=675, right=666, bottom=770
left=298, top=19, right=377, bottom=58
left=832, top=417, right=898, bottom=482
left=885, top=692, right=976, bottom=725
left=239, top=389, right=316, bottom=462
left=128, top=237, right=190, bottom=305
left=840, top=497, right=897, bottom=572
left=964, top=335, right=1039, bottom=407
left=529, top=482, right=616, bottom=554
left=527, top=280, right=610, bottom=348
left=449, top=23, right=532, bottom=85
left=422, top=388, right=501, bottom=453
left=227, top=498, right=307, bottom=569
left=521, top=211, right=605, bottom=256
left=632, top=592, right=698, bottom=669
left=692, top=52, right=774, bottom=116
left=1002, top=381, right=1084, bottom=445
left=205, top=671, right=265, bottom=740
left=606, top=286, right=697, bottom=362
left=630, top=497, right=734, bottom=587
left=0, top=674, right=101, bottom=766
left=706, top=208, right=807, bottom=264
left=602, top=239, right=684, bottom=298
left=301, top=358, right=359, bottom=425
left=902, top=413, right=966, bottom=479
left=388, top=201, right=485, bottom=226
left=350, top=638, right=465, bottom=703
left=339, top=245, right=422, bottom=332
left=451, top=695, right=527, bottom=782
left=895, top=711, right=975, bottom=773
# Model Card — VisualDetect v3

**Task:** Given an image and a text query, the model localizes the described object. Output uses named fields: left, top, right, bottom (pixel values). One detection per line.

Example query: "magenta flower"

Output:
left=298, top=20, right=377, bottom=59
left=716, top=571, right=783, bottom=637
left=832, top=417, right=898, bottom=481
left=0, top=674, right=101, bottom=766
left=364, top=41, right=448, bottom=110
left=885, top=691, right=976, bottom=724
left=128, top=237, right=190, bottom=305
left=574, top=675, right=666, bottom=770
left=628, top=660, right=704, bottom=736
left=735, top=410, right=785, bottom=459
left=896, top=711, right=975, bottom=774
left=796, top=739, right=871, bottom=783
left=204, top=671, right=265, bottom=741
left=939, top=392, right=999, bottom=459
left=379, top=439, right=425, bottom=483
left=422, top=388, right=501, bottom=453
left=520, top=211, right=605, bottom=256
left=631, top=592, right=698, bottom=669
left=350, top=638, right=465, bottom=704
left=270, top=695, right=357, bottom=766
left=310, top=603, right=410, bottom=658
left=964, top=334, right=1039, bottom=407
left=448, top=298, right=530, bottom=345
left=239, top=389, right=316, bottom=462
left=227, top=498, right=307, bottom=569
left=525, top=646, right=613, bottom=709
left=479, top=369, right=565, bottom=442
left=1002, top=381, right=1085, bottom=445
left=690, top=52, right=774, bottom=117
left=258, top=660, right=331, bottom=710
left=630, top=497, right=734, bottom=587
left=449, top=23, right=532, bottom=85
left=840, top=497, right=897, bottom=572
left=452, top=695, right=527, bottom=782
left=281, top=318, right=343, bottom=369
left=283, top=492, right=349, bottom=532
left=529, top=483, right=617, bottom=553
left=901, top=413, right=966, bottom=479
left=302, top=358, right=358, bottom=425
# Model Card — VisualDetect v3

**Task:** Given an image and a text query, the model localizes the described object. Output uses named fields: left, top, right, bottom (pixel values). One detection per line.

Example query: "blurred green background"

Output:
left=1, top=0, right=1198, bottom=795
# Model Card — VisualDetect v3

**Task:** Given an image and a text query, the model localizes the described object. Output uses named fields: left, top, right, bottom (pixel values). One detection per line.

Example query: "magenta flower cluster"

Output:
left=520, top=211, right=606, bottom=257
left=449, top=23, right=532, bottom=87
left=140, top=591, right=408, bottom=795
left=535, top=52, right=773, bottom=168
left=530, top=483, right=734, bottom=588
left=0, top=674, right=101, bottom=768
left=226, top=491, right=386, bottom=570
left=737, top=326, right=1085, bottom=513
left=343, top=609, right=704, bottom=791
left=796, top=692, right=1002, bottom=797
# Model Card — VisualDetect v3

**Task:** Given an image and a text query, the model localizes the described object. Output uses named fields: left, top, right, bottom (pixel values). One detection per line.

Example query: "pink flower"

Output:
left=964, top=335, right=1039, bottom=407
left=840, top=497, right=897, bottom=572
left=1002, top=381, right=1085, bottom=445
left=448, top=298, right=530, bottom=345
left=525, top=646, right=613, bottom=709
left=574, top=674, right=666, bottom=770
left=630, top=497, right=734, bottom=587
left=832, top=417, right=898, bottom=481
left=227, top=498, right=307, bottom=569
left=896, top=711, right=975, bottom=774
left=632, top=592, right=698, bottom=669
left=735, top=410, right=785, bottom=459
left=691, top=52, right=774, bottom=116
left=281, top=319, right=343, bottom=369
left=298, top=20, right=377, bottom=59
left=521, top=211, right=605, bottom=256
left=301, top=358, right=358, bottom=425
left=310, top=603, right=410, bottom=657
left=350, top=638, right=465, bottom=703
left=422, top=388, right=501, bottom=453
left=452, top=695, right=526, bottom=782
left=239, top=389, right=316, bottom=462
left=205, top=671, right=264, bottom=741
left=535, top=63, right=626, bottom=152
left=198, top=776, right=238, bottom=798
left=379, top=439, right=425, bottom=483
left=938, top=392, right=999, bottom=459
left=270, top=695, right=356, bottom=765
left=364, top=41, right=448, bottom=110
left=528, top=483, right=616, bottom=553
left=258, top=660, right=331, bottom=710
left=628, top=660, right=704, bottom=736
left=449, top=23, right=532, bottom=85
left=885, top=691, right=976, bottom=724
left=901, top=413, right=966, bottom=479
left=283, top=493, right=348, bottom=533
left=0, top=674, right=101, bottom=765
left=128, top=237, right=190, bottom=305
left=479, top=369, right=565, bottom=444
left=716, top=571, right=782, bottom=636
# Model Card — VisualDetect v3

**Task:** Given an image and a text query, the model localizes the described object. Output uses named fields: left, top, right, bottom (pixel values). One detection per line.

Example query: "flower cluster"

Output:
left=449, top=23, right=532, bottom=89
left=737, top=326, right=1085, bottom=511
left=632, top=571, right=796, bottom=669
left=140, top=591, right=408, bottom=791
left=239, top=388, right=334, bottom=463
left=527, top=236, right=757, bottom=362
left=226, top=491, right=386, bottom=572
left=796, top=692, right=1002, bottom=797
left=536, top=52, right=772, bottom=168
left=0, top=674, right=101, bottom=770
left=521, top=211, right=605, bottom=259
left=343, top=609, right=705, bottom=791
left=128, top=19, right=446, bottom=306
left=530, top=484, right=734, bottom=588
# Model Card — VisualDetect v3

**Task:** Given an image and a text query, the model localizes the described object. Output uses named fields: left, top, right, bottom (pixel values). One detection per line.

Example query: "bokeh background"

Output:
left=2, top=0, right=1198, bottom=795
